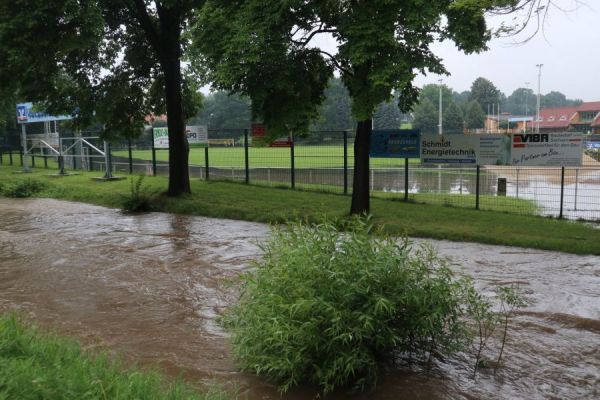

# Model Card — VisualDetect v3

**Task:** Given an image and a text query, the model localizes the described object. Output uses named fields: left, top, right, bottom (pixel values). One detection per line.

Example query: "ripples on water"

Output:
left=0, top=198, right=598, bottom=399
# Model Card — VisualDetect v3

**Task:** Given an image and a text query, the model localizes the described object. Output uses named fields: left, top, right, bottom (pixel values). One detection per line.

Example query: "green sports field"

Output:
left=113, top=145, right=421, bottom=168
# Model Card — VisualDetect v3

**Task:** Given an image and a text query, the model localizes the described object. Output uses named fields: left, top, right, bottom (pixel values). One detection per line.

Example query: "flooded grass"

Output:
left=1, top=165, right=600, bottom=254
left=0, top=314, right=232, bottom=400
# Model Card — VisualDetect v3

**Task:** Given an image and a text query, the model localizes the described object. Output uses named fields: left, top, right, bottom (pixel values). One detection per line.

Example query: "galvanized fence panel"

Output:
left=5, top=130, right=600, bottom=222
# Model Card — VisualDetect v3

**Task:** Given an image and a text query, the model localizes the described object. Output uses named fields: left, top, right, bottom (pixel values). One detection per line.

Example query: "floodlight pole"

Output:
left=536, top=64, right=543, bottom=134
left=20, top=124, right=30, bottom=172
left=524, top=81, right=530, bottom=116
left=438, top=79, right=443, bottom=135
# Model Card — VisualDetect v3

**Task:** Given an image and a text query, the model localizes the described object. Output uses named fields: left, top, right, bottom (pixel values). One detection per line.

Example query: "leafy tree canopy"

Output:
left=413, top=99, right=438, bottom=134
left=419, top=84, right=454, bottom=114
left=194, top=0, right=524, bottom=130
left=0, top=0, right=208, bottom=194
left=443, top=102, right=464, bottom=133
left=465, top=100, right=486, bottom=129
left=469, top=77, right=503, bottom=111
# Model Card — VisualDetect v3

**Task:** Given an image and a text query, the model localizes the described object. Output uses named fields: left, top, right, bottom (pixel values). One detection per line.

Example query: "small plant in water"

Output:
left=121, top=175, right=157, bottom=212
left=469, top=284, right=526, bottom=378
left=222, top=218, right=490, bottom=394
left=1, top=178, right=46, bottom=198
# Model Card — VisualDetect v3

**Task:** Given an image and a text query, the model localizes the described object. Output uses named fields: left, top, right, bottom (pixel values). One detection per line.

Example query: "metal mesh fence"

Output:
left=4, top=130, right=600, bottom=221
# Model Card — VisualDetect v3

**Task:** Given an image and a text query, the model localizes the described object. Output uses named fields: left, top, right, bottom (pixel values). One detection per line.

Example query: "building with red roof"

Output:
left=527, top=102, right=600, bottom=134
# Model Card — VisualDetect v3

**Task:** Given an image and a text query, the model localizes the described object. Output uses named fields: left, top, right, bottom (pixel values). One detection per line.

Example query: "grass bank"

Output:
left=0, top=314, right=230, bottom=400
left=1, top=165, right=599, bottom=254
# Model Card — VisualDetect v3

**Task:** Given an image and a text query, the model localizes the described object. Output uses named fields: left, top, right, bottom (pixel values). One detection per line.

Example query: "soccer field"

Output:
left=113, top=145, right=420, bottom=168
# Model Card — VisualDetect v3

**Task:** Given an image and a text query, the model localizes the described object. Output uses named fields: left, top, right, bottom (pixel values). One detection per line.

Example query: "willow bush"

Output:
left=222, top=219, right=480, bottom=393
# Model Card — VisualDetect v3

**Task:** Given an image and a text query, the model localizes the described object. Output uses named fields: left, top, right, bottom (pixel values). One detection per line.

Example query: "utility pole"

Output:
left=438, top=79, right=443, bottom=135
left=536, top=64, right=543, bottom=134
left=524, top=81, right=531, bottom=116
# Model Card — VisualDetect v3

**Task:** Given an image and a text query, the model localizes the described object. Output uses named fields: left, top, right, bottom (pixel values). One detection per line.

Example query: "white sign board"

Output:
left=153, top=125, right=208, bottom=149
left=186, top=125, right=208, bottom=147
left=420, top=134, right=479, bottom=164
left=153, top=127, right=169, bottom=149
left=511, top=132, right=583, bottom=167
left=479, top=134, right=511, bottom=166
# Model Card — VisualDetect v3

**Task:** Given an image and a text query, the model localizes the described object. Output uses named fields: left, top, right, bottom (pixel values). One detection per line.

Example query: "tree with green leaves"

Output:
left=542, top=91, right=582, bottom=108
left=419, top=84, right=454, bottom=114
left=505, top=87, right=536, bottom=115
left=469, top=77, right=504, bottom=112
left=413, top=99, right=438, bottom=134
left=465, top=100, right=486, bottom=130
left=312, top=78, right=354, bottom=132
left=194, top=0, right=531, bottom=214
left=190, top=91, right=251, bottom=131
left=374, top=100, right=404, bottom=130
left=444, top=102, right=465, bottom=134
left=0, top=0, right=204, bottom=195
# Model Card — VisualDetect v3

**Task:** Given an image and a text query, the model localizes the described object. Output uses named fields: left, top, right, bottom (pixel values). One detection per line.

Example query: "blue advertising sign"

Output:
left=16, top=102, right=73, bottom=124
left=586, top=141, right=600, bottom=149
left=370, top=129, right=420, bottom=158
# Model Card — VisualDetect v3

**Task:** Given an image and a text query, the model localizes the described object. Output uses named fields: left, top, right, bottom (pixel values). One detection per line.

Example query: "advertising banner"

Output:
left=370, top=129, right=420, bottom=158
left=420, top=134, right=479, bottom=164
left=186, top=125, right=208, bottom=147
left=585, top=141, right=600, bottom=149
left=153, top=125, right=208, bottom=149
left=511, top=132, right=583, bottom=167
left=479, top=134, right=511, bottom=165
left=153, top=127, right=169, bottom=148
left=16, top=102, right=73, bottom=124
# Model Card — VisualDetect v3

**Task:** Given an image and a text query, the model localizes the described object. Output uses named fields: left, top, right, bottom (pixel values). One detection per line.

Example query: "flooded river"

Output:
left=0, top=198, right=598, bottom=399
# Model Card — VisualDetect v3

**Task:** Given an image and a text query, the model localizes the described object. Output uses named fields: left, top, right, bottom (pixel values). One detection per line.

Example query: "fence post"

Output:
left=9, top=151, right=13, bottom=165
left=475, top=165, right=480, bottom=210
left=290, top=133, right=295, bottom=189
left=44, top=149, right=48, bottom=168
left=151, top=139, right=157, bottom=176
left=71, top=143, right=77, bottom=170
left=404, top=158, right=409, bottom=202
left=128, top=139, right=133, bottom=174
left=343, top=130, right=348, bottom=194
left=204, top=146, right=210, bottom=181
left=31, top=153, right=35, bottom=168
left=19, top=149, right=23, bottom=166
left=244, top=129, right=249, bottom=184
left=0, top=150, right=2, bottom=165
left=559, top=166, right=565, bottom=219
left=574, top=168, right=579, bottom=211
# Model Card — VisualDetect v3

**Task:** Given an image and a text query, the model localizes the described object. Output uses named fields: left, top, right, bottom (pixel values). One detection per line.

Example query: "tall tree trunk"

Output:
left=350, top=120, right=371, bottom=215
left=159, top=14, right=190, bottom=196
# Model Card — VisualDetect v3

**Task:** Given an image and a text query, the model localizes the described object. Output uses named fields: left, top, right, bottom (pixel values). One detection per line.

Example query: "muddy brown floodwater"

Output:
left=0, top=198, right=598, bottom=399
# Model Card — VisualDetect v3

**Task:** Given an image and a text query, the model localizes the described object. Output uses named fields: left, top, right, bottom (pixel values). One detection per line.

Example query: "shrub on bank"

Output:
left=0, top=178, right=46, bottom=198
left=121, top=175, right=158, bottom=212
left=222, top=219, right=479, bottom=393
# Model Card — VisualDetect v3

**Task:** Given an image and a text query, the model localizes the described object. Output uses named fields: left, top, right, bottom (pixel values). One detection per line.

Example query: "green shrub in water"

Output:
left=222, top=218, right=477, bottom=393
left=1, top=178, right=46, bottom=198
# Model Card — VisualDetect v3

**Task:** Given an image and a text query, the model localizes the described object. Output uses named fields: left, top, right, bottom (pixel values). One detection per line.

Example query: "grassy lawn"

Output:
left=112, top=146, right=422, bottom=168
left=0, top=314, right=230, bottom=400
left=1, top=164, right=599, bottom=254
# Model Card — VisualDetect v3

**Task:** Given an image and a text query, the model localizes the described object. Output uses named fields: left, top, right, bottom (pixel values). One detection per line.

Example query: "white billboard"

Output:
left=511, top=132, right=583, bottom=167
left=420, top=134, right=479, bottom=164
left=153, top=125, right=208, bottom=149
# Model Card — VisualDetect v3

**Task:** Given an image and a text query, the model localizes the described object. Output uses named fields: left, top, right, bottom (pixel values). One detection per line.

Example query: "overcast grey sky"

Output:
left=314, top=1, right=598, bottom=101
left=416, top=1, right=599, bottom=100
